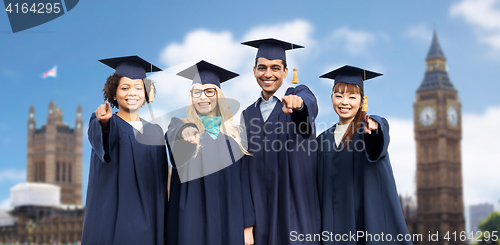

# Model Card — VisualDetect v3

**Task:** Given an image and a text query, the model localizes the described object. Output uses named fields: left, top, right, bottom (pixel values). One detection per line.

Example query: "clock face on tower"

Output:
left=419, top=106, right=436, bottom=127
left=447, top=106, right=458, bottom=127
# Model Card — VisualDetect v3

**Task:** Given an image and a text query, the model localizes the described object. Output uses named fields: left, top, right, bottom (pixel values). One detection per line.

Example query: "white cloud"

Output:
left=450, top=0, right=500, bottom=51
left=243, top=19, right=315, bottom=51
left=161, top=30, right=248, bottom=71
left=404, top=23, right=433, bottom=42
left=0, top=170, right=25, bottom=183
left=450, top=0, right=500, bottom=30
left=483, top=32, right=500, bottom=50
left=386, top=117, right=416, bottom=197
left=462, top=105, right=500, bottom=206
left=0, top=198, right=10, bottom=209
left=331, top=26, right=376, bottom=55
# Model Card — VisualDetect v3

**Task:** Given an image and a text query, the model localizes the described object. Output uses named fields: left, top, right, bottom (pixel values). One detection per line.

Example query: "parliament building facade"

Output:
left=0, top=102, right=85, bottom=244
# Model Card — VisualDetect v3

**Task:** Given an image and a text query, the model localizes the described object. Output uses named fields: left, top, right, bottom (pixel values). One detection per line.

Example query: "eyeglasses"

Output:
left=190, top=88, right=217, bottom=98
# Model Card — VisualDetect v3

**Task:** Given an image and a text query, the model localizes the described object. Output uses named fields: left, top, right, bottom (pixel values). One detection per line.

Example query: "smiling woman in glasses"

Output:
left=165, top=60, right=254, bottom=245
left=190, top=86, right=218, bottom=116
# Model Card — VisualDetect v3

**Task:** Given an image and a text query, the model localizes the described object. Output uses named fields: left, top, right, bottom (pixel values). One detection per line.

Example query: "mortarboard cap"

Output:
left=241, top=38, right=303, bottom=61
left=319, top=65, right=382, bottom=89
left=99, top=55, right=162, bottom=80
left=176, top=60, right=239, bottom=87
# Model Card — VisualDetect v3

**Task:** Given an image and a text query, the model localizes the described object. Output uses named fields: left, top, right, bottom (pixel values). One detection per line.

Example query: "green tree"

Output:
left=476, top=211, right=500, bottom=245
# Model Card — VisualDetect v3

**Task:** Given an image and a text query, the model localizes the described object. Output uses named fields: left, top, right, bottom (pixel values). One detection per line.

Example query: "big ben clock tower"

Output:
left=414, top=30, right=465, bottom=244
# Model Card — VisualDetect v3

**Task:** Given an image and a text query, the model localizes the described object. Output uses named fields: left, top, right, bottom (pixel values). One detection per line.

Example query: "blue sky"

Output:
left=1, top=0, right=499, bottom=220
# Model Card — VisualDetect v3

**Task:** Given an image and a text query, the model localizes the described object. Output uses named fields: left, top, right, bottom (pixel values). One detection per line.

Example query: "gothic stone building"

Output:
left=27, top=101, right=83, bottom=205
left=0, top=102, right=85, bottom=244
left=403, top=30, right=466, bottom=245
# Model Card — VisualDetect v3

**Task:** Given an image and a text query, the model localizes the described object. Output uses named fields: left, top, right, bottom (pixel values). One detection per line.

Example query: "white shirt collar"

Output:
left=254, top=80, right=293, bottom=107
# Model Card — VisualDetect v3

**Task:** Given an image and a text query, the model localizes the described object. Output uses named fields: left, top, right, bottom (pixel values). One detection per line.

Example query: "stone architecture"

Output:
left=27, top=102, right=83, bottom=205
left=0, top=205, right=85, bottom=244
left=409, top=30, right=466, bottom=244
left=0, top=102, right=85, bottom=244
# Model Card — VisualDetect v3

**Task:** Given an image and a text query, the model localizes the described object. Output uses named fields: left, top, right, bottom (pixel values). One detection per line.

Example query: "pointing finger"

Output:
left=364, top=114, right=371, bottom=134
left=100, top=104, right=106, bottom=116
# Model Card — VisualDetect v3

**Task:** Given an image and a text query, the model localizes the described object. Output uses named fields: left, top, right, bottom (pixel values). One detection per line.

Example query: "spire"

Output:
left=417, top=29, right=456, bottom=92
left=426, top=29, right=446, bottom=60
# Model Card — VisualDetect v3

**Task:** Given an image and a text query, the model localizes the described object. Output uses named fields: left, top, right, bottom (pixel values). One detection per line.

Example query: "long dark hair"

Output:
left=332, top=82, right=366, bottom=147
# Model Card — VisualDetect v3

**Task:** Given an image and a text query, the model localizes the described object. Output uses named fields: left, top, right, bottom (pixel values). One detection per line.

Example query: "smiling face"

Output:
left=253, top=57, right=288, bottom=100
left=331, top=83, right=362, bottom=125
left=114, top=76, right=146, bottom=113
left=191, top=83, right=219, bottom=116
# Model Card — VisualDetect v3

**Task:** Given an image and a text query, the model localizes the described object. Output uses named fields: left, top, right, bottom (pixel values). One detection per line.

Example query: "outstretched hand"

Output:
left=95, top=102, right=112, bottom=129
left=181, top=126, right=200, bottom=144
left=282, top=95, right=303, bottom=114
left=364, top=114, right=379, bottom=134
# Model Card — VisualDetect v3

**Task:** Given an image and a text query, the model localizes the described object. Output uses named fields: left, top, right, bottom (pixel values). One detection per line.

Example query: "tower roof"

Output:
left=418, top=30, right=456, bottom=92
left=426, top=29, right=446, bottom=60
left=418, top=71, right=455, bottom=92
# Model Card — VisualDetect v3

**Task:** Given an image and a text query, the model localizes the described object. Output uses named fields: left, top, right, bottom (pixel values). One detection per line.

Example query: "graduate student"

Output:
left=240, top=38, right=321, bottom=244
left=317, top=66, right=412, bottom=245
left=165, top=60, right=255, bottom=245
left=82, top=56, right=167, bottom=245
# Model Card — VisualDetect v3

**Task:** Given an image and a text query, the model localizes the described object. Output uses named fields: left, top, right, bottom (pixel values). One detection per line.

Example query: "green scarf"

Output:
left=199, top=115, right=222, bottom=140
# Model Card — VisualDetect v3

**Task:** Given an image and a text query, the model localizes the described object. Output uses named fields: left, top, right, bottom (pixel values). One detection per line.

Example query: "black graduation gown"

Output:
left=317, top=115, right=412, bottom=245
left=82, top=113, right=167, bottom=245
left=241, top=85, right=321, bottom=245
left=165, top=117, right=255, bottom=245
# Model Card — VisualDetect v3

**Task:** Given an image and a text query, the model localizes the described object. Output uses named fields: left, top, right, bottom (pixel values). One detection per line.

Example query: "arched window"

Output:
left=34, top=162, right=39, bottom=182
left=56, top=162, right=60, bottom=182
left=41, top=161, right=45, bottom=182
left=68, top=163, right=72, bottom=183
left=62, top=163, right=66, bottom=182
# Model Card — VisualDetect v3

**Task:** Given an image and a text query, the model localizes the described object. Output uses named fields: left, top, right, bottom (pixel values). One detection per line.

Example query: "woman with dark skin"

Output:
left=82, top=56, right=167, bottom=245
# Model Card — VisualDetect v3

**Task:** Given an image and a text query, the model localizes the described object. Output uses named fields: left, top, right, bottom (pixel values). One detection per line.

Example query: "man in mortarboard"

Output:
left=240, top=38, right=321, bottom=244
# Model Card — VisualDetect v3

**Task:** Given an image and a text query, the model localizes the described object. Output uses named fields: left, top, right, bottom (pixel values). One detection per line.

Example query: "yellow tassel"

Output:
left=361, top=95, right=368, bottom=112
left=291, top=68, right=299, bottom=84
left=149, top=84, right=155, bottom=102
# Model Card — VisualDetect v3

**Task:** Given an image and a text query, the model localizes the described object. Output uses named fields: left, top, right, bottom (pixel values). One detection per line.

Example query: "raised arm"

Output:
left=165, top=117, right=199, bottom=168
left=283, top=85, right=318, bottom=137
left=363, top=115, right=390, bottom=162
left=88, top=102, right=119, bottom=163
